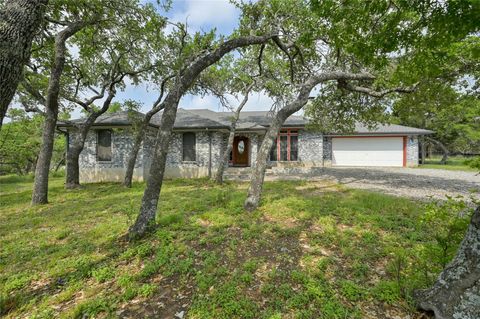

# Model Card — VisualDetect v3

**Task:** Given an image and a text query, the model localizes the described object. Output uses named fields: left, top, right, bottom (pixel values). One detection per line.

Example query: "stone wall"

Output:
left=298, top=130, right=323, bottom=166
left=75, top=128, right=144, bottom=183
left=322, top=137, right=333, bottom=166
left=143, top=130, right=224, bottom=179
left=406, top=135, right=419, bottom=167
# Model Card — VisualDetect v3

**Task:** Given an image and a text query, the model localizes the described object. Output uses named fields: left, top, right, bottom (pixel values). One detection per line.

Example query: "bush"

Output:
left=464, top=156, right=480, bottom=173
left=420, top=196, right=473, bottom=268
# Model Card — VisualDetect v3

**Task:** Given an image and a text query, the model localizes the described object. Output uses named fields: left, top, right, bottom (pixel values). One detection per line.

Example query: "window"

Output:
left=182, top=132, right=196, bottom=161
left=97, top=130, right=112, bottom=161
left=269, top=129, right=298, bottom=161
left=269, top=138, right=277, bottom=161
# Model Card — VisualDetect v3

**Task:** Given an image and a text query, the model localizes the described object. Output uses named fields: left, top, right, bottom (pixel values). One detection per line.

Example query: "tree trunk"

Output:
left=243, top=70, right=381, bottom=211
left=31, top=22, right=86, bottom=205
left=415, top=206, right=480, bottom=319
left=123, top=119, right=149, bottom=188
left=214, top=127, right=235, bottom=184
left=65, top=89, right=116, bottom=189
left=0, top=0, right=48, bottom=129
left=32, top=107, right=58, bottom=204
left=65, top=144, right=82, bottom=188
left=128, top=34, right=276, bottom=238
left=54, top=152, right=65, bottom=172
left=420, top=136, right=426, bottom=164
left=244, top=111, right=291, bottom=211
left=426, top=136, right=449, bottom=165
left=129, top=93, right=180, bottom=237
left=213, top=84, right=252, bottom=184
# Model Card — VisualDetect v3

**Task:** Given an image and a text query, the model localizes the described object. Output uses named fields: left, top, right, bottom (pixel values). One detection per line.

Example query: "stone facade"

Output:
left=143, top=130, right=225, bottom=179
left=73, top=128, right=421, bottom=183
left=75, top=128, right=144, bottom=183
left=406, top=135, right=419, bottom=167
left=298, top=130, right=323, bottom=166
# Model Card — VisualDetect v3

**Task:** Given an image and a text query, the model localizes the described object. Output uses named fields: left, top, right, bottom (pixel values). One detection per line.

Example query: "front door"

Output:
left=232, top=136, right=249, bottom=166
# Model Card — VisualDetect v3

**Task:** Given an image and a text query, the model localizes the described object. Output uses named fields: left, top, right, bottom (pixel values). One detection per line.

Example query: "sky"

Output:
left=114, top=0, right=277, bottom=116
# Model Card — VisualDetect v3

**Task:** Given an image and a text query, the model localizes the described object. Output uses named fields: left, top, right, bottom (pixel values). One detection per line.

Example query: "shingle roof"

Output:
left=58, top=108, right=433, bottom=135
left=57, top=110, right=144, bottom=127
left=324, top=123, right=433, bottom=135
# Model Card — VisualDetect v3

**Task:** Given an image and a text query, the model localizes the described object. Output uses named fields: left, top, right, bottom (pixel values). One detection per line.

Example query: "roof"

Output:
left=58, top=108, right=433, bottom=135
left=326, top=123, right=434, bottom=135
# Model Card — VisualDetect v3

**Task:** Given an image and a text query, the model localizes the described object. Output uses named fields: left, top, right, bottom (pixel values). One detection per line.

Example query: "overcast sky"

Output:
left=114, top=0, right=276, bottom=116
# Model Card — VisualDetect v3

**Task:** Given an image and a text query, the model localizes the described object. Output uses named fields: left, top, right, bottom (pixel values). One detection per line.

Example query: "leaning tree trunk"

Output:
left=129, top=92, right=181, bottom=237
left=214, top=126, right=236, bottom=184
left=123, top=124, right=145, bottom=188
left=65, top=144, right=82, bottom=188
left=415, top=205, right=480, bottom=319
left=32, top=22, right=86, bottom=204
left=128, top=34, right=276, bottom=238
left=32, top=105, right=58, bottom=204
left=244, top=112, right=290, bottom=211
left=243, top=70, right=384, bottom=211
left=0, top=0, right=48, bottom=129
left=213, top=84, right=252, bottom=184
left=65, top=89, right=116, bottom=189
left=244, top=80, right=318, bottom=211
left=426, top=136, right=449, bottom=165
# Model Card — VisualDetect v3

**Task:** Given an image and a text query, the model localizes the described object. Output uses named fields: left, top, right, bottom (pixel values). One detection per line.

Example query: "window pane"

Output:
left=97, top=130, right=112, bottom=161
left=280, top=135, right=288, bottom=161
left=290, top=135, right=298, bottom=161
left=182, top=132, right=196, bottom=161
left=269, top=138, right=277, bottom=161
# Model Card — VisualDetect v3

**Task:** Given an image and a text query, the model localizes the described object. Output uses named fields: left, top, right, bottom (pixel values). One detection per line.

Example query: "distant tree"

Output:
left=0, top=0, right=48, bottom=129
left=0, top=109, right=64, bottom=175
left=392, top=36, right=480, bottom=162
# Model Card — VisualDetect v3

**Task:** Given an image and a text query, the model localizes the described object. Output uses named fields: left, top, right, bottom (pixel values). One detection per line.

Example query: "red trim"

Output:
left=287, top=130, right=291, bottom=161
left=273, top=129, right=298, bottom=161
left=403, top=136, right=407, bottom=167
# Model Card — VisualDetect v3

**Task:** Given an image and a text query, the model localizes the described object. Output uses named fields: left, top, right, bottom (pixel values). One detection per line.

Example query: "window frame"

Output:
left=96, top=129, right=113, bottom=162
left=270, top=129, right=299, bottom=162
left=182, top=132, right=197, bottom=162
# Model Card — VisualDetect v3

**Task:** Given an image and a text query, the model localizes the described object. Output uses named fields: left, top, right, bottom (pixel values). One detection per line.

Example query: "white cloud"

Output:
left=170, top=0, right=240, bottom=33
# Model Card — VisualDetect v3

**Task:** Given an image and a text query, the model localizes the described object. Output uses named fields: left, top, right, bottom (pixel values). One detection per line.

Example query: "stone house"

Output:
left=58, top=108, right=432, bottom=183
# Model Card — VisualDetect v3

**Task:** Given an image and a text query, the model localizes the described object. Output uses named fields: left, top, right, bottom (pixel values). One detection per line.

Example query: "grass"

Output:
left=418, top=155, right=478, bottom=172
left=0, top=175, right=455, bottom=318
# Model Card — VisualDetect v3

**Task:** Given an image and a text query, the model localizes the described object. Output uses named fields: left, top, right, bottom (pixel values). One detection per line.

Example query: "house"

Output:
left=58, top=108, right=433, bottom=183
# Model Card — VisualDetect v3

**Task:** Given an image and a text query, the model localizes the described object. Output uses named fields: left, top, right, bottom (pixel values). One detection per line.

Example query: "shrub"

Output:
left=464, top=156, right=480, bottom=173
left=420, top=196, right=473, bottom=268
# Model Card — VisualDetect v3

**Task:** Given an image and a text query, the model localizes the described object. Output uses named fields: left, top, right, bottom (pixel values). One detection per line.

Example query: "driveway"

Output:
left=266, top=167, right=480, bottom=201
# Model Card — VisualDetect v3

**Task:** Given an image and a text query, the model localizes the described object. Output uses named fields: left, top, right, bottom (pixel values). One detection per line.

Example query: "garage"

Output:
left=332, top=136, right=405, bottom=167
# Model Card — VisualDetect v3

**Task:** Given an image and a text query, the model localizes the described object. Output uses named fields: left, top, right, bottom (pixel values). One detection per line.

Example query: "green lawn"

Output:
left=418, top=155, right=478, bottom=172
left=0, top=176, right=452, bottom=318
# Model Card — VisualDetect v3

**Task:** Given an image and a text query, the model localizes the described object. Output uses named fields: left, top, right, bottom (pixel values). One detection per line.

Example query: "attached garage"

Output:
left=332, top=136, right=406, bottom=167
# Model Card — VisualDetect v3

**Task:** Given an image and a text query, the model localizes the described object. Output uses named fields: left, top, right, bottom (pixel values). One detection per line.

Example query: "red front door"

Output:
left=232, top=136, right=249, bottom=166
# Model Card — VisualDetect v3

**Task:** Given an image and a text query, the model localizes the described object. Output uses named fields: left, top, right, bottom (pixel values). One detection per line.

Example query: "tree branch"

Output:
left=338, top=80, right=418, bottom=98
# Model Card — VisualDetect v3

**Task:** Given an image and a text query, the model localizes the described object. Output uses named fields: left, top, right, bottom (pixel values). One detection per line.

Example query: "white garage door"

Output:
left=332, top=137, right=404, bottom=167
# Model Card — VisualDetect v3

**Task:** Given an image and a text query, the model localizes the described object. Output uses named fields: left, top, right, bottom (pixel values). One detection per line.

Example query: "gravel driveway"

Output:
left=265, top=167, right=480, bottom=201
